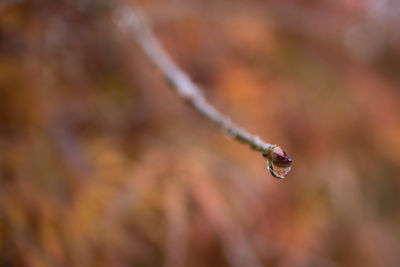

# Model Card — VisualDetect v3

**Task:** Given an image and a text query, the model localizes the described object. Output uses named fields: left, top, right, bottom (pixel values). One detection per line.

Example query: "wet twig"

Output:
left=112, top=5, right=292, bottom=178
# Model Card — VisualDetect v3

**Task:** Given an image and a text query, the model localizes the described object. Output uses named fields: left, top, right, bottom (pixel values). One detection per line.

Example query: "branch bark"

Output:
left=112, top=4, right=278, bottom=155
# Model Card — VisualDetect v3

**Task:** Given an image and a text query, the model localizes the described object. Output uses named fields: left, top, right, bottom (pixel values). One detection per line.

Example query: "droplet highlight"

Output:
left=267, top=159, right=291, bottom=179
left=262, top=145, right=292, bottom=179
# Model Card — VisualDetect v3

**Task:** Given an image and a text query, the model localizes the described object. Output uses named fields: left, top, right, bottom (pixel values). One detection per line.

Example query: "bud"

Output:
left=262, top=145, right=292, bottom=179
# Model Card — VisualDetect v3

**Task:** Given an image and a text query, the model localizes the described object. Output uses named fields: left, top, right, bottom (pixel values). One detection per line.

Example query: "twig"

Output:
left=112, top=4, right=292, bottom=176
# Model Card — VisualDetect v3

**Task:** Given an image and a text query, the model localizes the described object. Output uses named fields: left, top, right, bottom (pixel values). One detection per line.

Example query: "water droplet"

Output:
left=262, top=145, right=292, bottom=179
left=267, top=159, right=291, bottom=179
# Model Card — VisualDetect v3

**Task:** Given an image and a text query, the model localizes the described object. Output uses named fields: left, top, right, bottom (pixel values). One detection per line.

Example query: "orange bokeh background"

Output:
left=1, top=1, right=400, bottom=266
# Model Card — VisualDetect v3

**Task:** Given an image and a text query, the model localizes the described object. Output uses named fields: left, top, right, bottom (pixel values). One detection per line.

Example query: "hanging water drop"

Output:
left=262, top=145, right=292, bottom=179
left=267, top=159, right=291, bottom=179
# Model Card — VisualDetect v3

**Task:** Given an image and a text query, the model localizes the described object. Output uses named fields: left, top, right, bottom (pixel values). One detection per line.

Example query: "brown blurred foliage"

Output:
left=1, top=0, right=400, bottom=266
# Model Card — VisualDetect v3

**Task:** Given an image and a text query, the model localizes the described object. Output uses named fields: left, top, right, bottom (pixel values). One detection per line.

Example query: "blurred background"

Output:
left=1, top=0, right=400, bottom=266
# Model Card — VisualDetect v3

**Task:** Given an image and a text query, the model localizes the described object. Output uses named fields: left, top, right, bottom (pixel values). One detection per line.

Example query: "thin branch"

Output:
left=112, top=5, right=289, bottom=161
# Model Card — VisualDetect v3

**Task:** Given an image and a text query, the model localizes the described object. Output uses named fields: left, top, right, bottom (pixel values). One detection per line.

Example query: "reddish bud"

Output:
left=263, top=145, right=292, bottom=168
